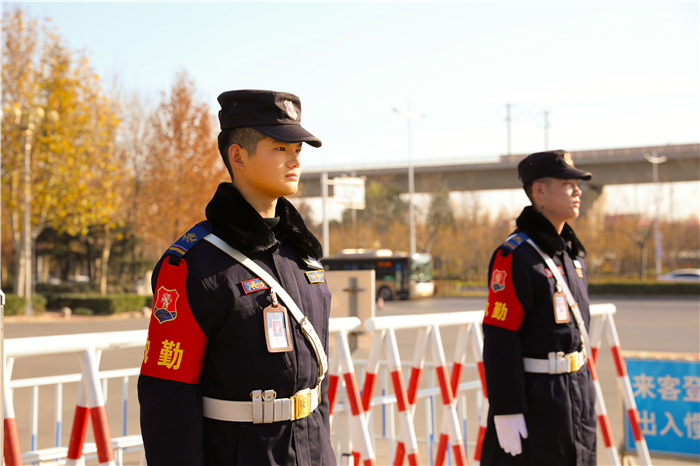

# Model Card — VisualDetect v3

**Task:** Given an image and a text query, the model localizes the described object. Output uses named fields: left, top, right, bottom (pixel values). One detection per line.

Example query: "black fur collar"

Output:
left=515, top=206, right=586, bottom=258
left=205, top=183, right=323, bottom=259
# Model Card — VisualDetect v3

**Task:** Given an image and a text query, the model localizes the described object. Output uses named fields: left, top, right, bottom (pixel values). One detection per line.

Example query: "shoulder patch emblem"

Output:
left=154, top=286, right=179, bottom=323
left=502, top=233, right=528, bottom=252
left=491, top=269, right=507, bottom=292
left=305, top=270, right=325, bottom=284
left=241, top=278, right=270, bottom=294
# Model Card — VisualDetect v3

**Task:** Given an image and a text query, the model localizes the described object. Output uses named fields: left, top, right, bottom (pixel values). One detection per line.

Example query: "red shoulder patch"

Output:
left=483, top=252, right=525, bottom=331
left=140, top=258, right=208, bottom=384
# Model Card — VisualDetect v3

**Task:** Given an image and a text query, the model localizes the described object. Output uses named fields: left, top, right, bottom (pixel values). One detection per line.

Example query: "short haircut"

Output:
left=523, top=177, right=551, bottom=204
left=217, top=127, right=267, bottom=179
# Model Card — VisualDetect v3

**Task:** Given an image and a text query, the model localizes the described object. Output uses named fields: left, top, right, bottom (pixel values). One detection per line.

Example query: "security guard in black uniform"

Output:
left=138, top=90, right=336, bottom=465
left=480, top=150, right=597, bottom=465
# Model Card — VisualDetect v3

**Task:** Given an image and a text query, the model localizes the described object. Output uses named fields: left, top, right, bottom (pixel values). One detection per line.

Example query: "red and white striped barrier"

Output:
left=327, top=317, right=376, bottom=466
left=364, top=312, right=487, bottom=465
left=66, top=369, right=91, bottom=465
left=3, top=357, right=22, bottom=466
left=71, top=348, right=115, bottom=466
left=4, top=330, right=145, bottom=465
left=587, top=356, right=620, bottom=465
left=360, top=326, right=421, bottom=466
left=591, top=305, right=652, bottom=465
left=448, top=322, right=489, bottom=462
left=428, top=325, right=467, bottom=466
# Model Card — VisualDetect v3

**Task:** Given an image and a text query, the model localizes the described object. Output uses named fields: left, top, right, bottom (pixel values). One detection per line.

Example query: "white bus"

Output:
left=322, top=249, right=435, bottom=300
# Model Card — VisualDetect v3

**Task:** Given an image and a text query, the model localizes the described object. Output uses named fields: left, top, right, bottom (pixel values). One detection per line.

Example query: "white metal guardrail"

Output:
left=3, top=305, right=637, bottom=466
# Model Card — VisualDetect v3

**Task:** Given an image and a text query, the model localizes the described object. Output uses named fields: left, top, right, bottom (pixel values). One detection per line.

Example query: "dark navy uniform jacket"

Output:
left=138, top=183, right=336, bottom=466
left=480, top=206, right=596, bottom=465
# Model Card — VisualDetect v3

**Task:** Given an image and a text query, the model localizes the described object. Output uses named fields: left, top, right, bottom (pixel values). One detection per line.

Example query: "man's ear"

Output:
left=228, top=144, right=247, bottom=172
left=532, top=181, right=546, bottom=203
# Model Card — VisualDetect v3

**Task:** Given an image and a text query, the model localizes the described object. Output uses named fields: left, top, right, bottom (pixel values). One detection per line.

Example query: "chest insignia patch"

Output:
left=154, top=286, right=179, bottom=324
left=491, top=269, right=507, bottom=292
left=544, top=266, right=565, bottom=278
left=241, top=278, right=270, bottom=294
left=305, top=270, right=325, bottom=284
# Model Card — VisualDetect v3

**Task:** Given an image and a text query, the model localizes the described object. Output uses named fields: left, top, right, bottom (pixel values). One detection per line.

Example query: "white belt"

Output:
left=202, top=385, right=320, bottom=424
left=523, top=351, right=586, bottom=374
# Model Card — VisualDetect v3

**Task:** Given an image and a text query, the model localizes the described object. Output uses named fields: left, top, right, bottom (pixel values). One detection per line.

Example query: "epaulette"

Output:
left=166, top=221, right=212, bottom=258
left=499, top=232, right=530, bottom=254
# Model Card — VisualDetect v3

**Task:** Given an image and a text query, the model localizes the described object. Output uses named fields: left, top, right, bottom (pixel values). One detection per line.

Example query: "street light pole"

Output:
left=321, top=172, right=329, bottom=256
left=644, top=151, right=667, bottom=276
left=393, top=106, right=425, bottom=256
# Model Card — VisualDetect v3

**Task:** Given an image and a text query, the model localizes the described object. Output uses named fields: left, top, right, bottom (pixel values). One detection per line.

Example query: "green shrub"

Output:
left=3, top=294, right=47, bottom=315
left=588, top=282, right=700, bottom=295
left=433, top=280, right=700, bottom=297
left=46, top=293, right=150, bottom=315
left=74, top=307, right=94, bottom=316
left=4, top=294, right=27, bottom=316
left=32, top=294, right=47, bottom=313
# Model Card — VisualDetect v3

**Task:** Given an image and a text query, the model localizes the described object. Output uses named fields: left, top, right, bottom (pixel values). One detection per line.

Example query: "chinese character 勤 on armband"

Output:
left=158, top=340, right=184, bottom=370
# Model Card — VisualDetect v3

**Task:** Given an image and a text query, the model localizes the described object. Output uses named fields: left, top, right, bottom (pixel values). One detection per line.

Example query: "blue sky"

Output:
left=9, top=2, right=700, bottom=219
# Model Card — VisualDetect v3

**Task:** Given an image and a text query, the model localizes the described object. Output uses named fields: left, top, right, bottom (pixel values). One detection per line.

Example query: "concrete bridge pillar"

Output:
left=579, top=182, right=606, bottom=223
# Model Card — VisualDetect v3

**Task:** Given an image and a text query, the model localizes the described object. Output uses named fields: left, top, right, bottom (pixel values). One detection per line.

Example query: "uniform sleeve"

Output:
left=482, top=248, right=533, bottom=415
left=138, top=376, right=204, bottom=466
left=138, top=255, right=215, bottom=466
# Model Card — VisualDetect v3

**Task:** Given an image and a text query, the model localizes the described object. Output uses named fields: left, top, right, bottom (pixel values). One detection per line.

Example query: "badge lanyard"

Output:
left=203, top=234, right=328, bottom=381
left=526, top=239, right=591, bottom=359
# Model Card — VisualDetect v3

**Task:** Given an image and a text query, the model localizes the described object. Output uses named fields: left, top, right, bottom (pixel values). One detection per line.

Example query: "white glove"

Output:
left=494, top=413, right=528, bottom=456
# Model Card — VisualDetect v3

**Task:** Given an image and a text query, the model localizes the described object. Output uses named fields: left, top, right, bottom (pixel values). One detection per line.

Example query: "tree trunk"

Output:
left=100, top=229, right=113, bottom=296
left=640, top=244, right=647, bottom=281
left=11, top=208, right=24, bottom=297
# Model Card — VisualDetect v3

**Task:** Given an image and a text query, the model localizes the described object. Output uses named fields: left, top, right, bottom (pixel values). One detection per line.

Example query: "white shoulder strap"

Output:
left=526, top=239, right=591, bottom=359
left=203, top=234, right=328, bottom=382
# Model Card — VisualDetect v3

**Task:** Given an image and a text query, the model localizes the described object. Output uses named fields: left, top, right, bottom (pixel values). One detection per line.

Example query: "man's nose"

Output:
left=288, top=152, right=301, bottom=168
left=574, top=184, right=582, bottom=196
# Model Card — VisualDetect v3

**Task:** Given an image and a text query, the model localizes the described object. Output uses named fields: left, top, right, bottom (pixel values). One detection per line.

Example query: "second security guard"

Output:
left=138, top=90, right=336, bottom=465
left=480, top=150, right=597, bottom=465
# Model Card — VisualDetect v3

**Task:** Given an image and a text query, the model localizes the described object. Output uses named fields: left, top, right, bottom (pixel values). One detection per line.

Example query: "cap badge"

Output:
left=284, top=101, right=298, bottom=120
left=564, top=152, right=574, bottom=166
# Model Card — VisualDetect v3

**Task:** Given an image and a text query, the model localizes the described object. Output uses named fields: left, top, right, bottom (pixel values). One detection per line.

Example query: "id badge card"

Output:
left=552, top=286, right=570, bottom=324
left=263, top=291, right=293, bottom=353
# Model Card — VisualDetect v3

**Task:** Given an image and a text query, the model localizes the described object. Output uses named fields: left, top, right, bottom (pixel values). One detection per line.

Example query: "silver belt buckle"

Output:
left=291, top=388, right=312, bottom=421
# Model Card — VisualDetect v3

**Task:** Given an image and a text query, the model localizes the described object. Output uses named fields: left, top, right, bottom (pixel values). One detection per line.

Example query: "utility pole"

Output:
left=543, top=111, right=550, bottom=150
left=393, top=105, right=426, bottom=256
left=321, top=172, right=329, bottom=256
left=506, top=103, right=512, bottom=156
left=644, top=151, right=668, bottom=276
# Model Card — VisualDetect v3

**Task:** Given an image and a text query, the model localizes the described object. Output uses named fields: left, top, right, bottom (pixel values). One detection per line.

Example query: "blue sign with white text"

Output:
left=624, top=358, right=700, bottom=459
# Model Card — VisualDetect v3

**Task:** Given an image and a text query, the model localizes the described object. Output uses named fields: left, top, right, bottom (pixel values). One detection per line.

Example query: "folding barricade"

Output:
left=357, top=304, right=647, bottom=466
left=3, top=330, right=148, bottom=466
left=326, top=317, right=376, bottom=466
left=361, top=311, right=488, bottom=466
left=588, top=304, right=653, bottom=466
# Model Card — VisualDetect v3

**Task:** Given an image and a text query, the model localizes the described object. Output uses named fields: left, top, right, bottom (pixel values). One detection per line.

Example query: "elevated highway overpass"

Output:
left=296, top=143, right=699, bottom=215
